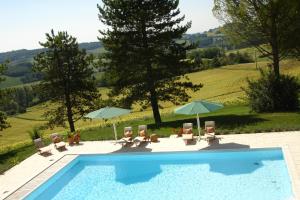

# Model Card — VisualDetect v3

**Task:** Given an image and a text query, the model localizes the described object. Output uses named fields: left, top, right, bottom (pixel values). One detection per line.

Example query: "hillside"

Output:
left=0, top=42, right=103, bottom=88
left=1, top=59, right=299, bottom=147
left=0, top=29, right=228, bottom=88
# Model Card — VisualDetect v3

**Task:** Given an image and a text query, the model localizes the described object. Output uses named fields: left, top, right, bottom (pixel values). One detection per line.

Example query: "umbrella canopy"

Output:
left=174, top=100, right=224, bottom=139
left=85, top=107, right=131, bottom=141
left=85, top=107, right=131, bottom=119
left=174, top=100, right=224, bottom=115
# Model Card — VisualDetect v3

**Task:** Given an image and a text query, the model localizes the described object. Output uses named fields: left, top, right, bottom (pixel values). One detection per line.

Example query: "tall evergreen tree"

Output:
left=0, top=61, right=10, bottom=131
left=98, top=0, right=202, bottom=125
left=33, top=30, right=99, bottom=132
left=213, top=0, right=300, bottom=78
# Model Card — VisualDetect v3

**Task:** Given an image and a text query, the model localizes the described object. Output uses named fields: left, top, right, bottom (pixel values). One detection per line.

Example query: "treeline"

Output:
left=0, top=85, right=49, bottom=115
left=0, top=42, right=102, bottom=63
left=4, top=62, right=43, bottom=83
left=188, top=47, right=253, bottom=70
left=184, top=28, right=233, bottom=49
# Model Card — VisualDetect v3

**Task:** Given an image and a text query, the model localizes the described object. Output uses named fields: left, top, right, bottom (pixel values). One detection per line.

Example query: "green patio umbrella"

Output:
left=85, top=107, right=131, bottom=141
left=174, top=100, right=224, bottom=139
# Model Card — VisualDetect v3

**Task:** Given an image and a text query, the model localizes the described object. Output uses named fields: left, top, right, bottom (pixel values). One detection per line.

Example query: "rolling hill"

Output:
left=1, top=59, right=299, bottom=147
left=0, top=29, right=228, bottom=88
left=0, top=42, right=103, bottom=88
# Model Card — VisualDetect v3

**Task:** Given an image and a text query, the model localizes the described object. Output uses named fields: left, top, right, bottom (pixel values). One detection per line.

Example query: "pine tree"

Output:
left=98, top=0, right=202, bottom=125
left=34, top=30, right=99, bottom=132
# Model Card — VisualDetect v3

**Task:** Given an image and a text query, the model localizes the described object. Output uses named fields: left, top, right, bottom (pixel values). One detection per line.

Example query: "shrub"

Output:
left=245, top=69, right=300, bottom=112
left=0, top=111, right=10, bottom=131
left=228, top=52, right=253, bottom=64
left=28, top=127, right=43, bottom=141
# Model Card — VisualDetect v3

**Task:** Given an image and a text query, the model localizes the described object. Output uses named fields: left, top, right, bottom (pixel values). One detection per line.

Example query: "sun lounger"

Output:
left=34, top=138, right=51, bottom=155
left=50, top=133, right=66, bottom=150
left=116, top=137, right=132, bottom=146
left=204, top=121, right=216, bottom=142
left=133, top=125, right=149, bottom=146
left=123, top=127, right=133, bottom=138
left=182, top=123, right=194, bottom=144
left=117, top=127, right=133, bottom=146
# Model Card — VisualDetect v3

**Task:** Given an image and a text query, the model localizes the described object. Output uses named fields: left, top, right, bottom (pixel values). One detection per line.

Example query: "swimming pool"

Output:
left=24, top=148, right=293, bottom=200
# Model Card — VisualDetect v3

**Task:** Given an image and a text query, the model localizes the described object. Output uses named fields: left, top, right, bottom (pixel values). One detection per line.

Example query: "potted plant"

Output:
left=73, top=130, right=80, bottom=144
left=67, top=132, right=74, bottom=145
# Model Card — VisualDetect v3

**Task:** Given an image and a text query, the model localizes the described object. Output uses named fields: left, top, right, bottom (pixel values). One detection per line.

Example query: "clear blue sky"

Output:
left=0, top=0, right=220, bottom=52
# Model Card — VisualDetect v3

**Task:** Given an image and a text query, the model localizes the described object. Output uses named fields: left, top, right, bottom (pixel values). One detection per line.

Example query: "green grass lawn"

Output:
left=80, top=104, right=300, bottom=141
left=0, top=144, right=36, bottom=174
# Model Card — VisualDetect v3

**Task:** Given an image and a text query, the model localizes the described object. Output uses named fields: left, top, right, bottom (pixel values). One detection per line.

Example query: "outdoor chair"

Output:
left=50, top=133, right=66, bottom=150
left=123, top=127, right=133, bottom=139
left=133, top=125, right=150, bottom=146
left=182, top=123, right=194, bottom=145
left=204, top=121, right=216, bottom=142
left=34, top=138, right=51, bottom=155
left=117, top=127, right=134, bottom=146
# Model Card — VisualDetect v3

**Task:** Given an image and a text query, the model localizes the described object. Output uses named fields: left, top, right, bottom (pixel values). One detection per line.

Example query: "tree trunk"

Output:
left=272, top=45, right=280, bottom=78
left=65, top=94, right=75, bottom=132
left=270, top=2, right=280, bottom=78
left=149, top=87, right=162, bottom=125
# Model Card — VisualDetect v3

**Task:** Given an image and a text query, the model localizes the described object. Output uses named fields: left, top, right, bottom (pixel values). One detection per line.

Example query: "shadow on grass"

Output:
left=148, top=114, right=268, bottom=130
left=0, top=151, right=17, bottom=165
left=0, top=144, right=36, bottom=174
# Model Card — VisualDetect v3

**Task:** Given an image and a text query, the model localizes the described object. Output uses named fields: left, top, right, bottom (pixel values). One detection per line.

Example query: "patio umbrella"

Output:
left=85, top=107, right=131, bottom=141
left=174, top=100, right=224, bottom=139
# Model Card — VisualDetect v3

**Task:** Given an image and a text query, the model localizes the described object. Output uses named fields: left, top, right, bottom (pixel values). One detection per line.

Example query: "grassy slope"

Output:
left=0, top=76, right=23, bottom=88
left=1, top=59, right=300, bottom=148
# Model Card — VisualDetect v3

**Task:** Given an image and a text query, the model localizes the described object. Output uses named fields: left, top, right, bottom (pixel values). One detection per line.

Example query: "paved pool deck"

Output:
left=1, top=131, right=300, bottom=200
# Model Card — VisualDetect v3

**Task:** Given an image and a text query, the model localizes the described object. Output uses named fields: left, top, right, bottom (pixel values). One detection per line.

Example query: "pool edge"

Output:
left=4, top=147, right=298, bottom=200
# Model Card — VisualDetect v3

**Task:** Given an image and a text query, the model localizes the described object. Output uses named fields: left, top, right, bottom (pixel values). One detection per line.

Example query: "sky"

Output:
left=0, top=0, right=220, bottom=52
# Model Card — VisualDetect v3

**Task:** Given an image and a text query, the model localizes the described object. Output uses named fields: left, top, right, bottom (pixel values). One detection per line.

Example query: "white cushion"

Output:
left=182, top=134, right=193, bottom=140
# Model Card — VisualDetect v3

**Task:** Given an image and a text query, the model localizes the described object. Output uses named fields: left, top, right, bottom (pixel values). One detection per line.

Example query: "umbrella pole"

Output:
left=197, top=113, right=201, bottom=141
left=113, top=123, right=118, bottom=141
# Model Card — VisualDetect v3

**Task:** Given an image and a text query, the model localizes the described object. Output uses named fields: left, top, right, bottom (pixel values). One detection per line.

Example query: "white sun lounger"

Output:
left=34, top=138, right=51, bottom=155
left=50, top=133, right=66, bottom=150
left=204, top=121, right=216, bottom=142
left=133, top=125, right=149, bottom=146
left=182, top=123, right=194, bottom=144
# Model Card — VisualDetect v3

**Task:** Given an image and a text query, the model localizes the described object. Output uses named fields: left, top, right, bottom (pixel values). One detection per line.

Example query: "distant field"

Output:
left=0, top=76, right=23, bottom=88
left=226, top=46, right=270, bottom=62
left=185, top=59, right=300, bottom=103
left=87, top=47, right=106, bottom=55
left=1, top=59, right=300, bottom=147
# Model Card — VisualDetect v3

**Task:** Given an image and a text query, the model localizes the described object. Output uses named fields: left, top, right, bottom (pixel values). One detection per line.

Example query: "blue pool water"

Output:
left=24, top=148, right=293, bottom=200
